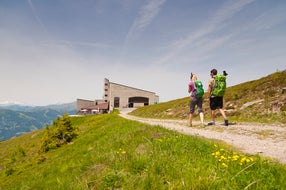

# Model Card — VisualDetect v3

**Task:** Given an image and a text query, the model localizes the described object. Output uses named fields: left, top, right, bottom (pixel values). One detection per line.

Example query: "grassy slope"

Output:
left=1, top=112, right=286, bottom=189
left=130, top=70, right=286, bottom=124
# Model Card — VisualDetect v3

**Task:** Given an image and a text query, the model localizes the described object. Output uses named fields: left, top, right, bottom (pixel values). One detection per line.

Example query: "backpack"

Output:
left=193, top=80, right=204, bottom=98
left=211, top=75, right=226, bottom=97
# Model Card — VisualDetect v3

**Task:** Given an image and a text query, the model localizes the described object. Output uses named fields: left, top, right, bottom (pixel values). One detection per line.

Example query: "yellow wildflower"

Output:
left=232, top=155, right=239, bottom=161
left=241, top=157, right=247, bottom=163
left=222, top=163, right=228, bottom=168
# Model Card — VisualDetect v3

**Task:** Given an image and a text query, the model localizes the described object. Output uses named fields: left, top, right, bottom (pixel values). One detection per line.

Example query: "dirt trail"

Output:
left=119, top=109, right=286, bottom=165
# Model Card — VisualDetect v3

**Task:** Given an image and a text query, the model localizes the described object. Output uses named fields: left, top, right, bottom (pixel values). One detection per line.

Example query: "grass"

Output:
left=1, top=111, right=286, bottom=189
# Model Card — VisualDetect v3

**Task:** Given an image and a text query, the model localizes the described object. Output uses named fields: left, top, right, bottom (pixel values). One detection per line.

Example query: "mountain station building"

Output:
left=77, top=78, right=159, bottom=114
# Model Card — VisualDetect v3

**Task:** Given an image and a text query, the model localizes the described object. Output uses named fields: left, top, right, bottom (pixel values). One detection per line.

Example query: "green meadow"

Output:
left=1, top=111, right=286, bottom=189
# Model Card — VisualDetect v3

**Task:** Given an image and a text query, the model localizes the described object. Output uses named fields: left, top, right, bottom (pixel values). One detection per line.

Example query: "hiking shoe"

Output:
left=207, top=121, right=215, bottom=125
left=224, top=119, right=229, bottom=126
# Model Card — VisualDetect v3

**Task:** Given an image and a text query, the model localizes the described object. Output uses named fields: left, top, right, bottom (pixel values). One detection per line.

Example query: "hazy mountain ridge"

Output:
left=0, top=101, right=76, bottom=112
left=0, top=102, right=77, bottom=141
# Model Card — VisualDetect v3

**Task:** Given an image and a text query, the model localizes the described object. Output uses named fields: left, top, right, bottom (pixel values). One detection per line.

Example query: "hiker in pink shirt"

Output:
left=188, top=73, right=205, bottom=127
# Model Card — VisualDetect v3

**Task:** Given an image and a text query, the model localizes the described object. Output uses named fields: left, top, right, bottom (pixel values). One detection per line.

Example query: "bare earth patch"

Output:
left=119, top=110, right=286, bottom=165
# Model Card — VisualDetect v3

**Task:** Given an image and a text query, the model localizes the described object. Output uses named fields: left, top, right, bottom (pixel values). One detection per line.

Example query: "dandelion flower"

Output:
left=220, top=155, right=226, bottom=160
left=232, top=155, right=239, bottom=161
left=222, top=163, right=228, bottom=168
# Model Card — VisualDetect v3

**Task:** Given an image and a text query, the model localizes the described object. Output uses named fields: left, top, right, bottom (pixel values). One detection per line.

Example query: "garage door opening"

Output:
left=128, top=97, right=149, bottom=108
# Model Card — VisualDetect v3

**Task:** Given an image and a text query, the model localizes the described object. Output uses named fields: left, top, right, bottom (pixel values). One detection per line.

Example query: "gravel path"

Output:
left=119, top=109, right=286, bottom=165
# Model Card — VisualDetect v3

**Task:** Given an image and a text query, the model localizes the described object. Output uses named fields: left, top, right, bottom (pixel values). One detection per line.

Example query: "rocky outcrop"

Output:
left=240, top=99, right=264, bottom=110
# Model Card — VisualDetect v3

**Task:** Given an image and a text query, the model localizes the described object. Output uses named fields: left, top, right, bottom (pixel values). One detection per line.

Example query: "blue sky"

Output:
left=0, top=0, right=285, bottom=106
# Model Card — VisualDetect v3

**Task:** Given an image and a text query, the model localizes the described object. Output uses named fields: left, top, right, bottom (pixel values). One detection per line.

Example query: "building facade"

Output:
left=103, top=78, right=159, bottom=110
left=76, top=99, right=108, bottom=114
left=77, top=78, right=159, bottom=113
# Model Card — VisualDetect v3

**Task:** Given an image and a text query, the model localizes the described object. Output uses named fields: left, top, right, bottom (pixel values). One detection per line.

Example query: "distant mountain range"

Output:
left=0, top=102, right=76, bottom=112
left=0, top=102, right=77, bottom=141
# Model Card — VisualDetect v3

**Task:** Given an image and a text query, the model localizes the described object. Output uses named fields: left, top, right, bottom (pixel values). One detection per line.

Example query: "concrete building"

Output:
left=77, top=99, right=109, bottom=114
left=77, top=78, right=159, bottom=114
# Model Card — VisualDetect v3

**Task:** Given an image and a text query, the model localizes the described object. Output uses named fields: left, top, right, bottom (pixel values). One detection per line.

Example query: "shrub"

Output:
left=40, top=114, right=78, bottom=152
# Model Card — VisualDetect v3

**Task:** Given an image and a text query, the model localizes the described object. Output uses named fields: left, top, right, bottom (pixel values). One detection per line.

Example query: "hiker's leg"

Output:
left=219, top=108, right=227, bottom=119
left=199, top=112, right=204, bottom=124
left=217, top=97, right=228, bottom=126
left=219, top=108, right=228, bottom=126
left=217, top=97, right=227, bottom=120
left=189, top=113, right=193, bottom=126
left=209, top=97, right=216, bottom=123
left=211, top=110, right=215, bottom=122
left=189, top=100, right=195, bottom=126
left=197, top=98, right=204, bottom=124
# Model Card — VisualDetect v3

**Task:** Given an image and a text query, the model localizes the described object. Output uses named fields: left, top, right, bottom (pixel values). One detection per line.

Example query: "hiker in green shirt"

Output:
left=207, top=69, right=228, bottom=126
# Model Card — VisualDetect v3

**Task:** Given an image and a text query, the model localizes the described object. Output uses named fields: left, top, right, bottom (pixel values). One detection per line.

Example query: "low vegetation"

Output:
left=40, top=114, right=78, bottom=153
left=130, top=70, right=286, bottom=124
left=1, top=111, right=286, bottom=189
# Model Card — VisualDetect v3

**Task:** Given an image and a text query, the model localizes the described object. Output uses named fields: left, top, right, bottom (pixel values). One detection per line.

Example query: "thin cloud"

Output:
left=27, top=0, right=48, bottom=34
left=251, top=6, right=286, bottom=31
left=125, top=0, right=167, bottom=44
left=42, top=40, right=112, bottom=49
left=156, top=0, right=256, bottom=65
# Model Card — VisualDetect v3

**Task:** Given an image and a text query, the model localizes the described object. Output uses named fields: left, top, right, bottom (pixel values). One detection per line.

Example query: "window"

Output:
left=114, top=97, right=120, bottom=108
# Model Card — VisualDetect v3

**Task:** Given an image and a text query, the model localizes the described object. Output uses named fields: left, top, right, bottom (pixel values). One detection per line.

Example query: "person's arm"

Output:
left=207, top=85, right=211, bottom=98
left=207, top=79, right=213, bottom=98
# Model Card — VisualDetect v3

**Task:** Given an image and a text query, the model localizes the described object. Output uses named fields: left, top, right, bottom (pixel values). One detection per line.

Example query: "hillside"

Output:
left=0, top=109, right=62, bottom=141
left=1, top=71, right=286, bottom=189
left=0, top=102, right=77, bottom=141
left=130, top=70, right=286, bottom=124
left=1, top=112, right=286, bottom=189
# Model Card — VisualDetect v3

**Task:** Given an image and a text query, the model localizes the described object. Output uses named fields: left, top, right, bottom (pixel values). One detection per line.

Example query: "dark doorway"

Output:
left=114, top=97, right=120, bottom=108
left=128, top=97, right=149, bottom=107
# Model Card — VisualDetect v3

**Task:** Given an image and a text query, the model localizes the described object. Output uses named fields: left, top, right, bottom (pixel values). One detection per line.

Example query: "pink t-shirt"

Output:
left=188, top=81, right=196, bottom=100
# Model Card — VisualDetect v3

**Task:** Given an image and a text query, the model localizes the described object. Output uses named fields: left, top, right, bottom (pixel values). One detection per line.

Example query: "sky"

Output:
left=0, top=0, right=285, bottom=106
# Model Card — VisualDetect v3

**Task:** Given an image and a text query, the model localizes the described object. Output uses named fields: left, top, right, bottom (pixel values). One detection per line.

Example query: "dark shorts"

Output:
left=190, top=97, right=203, bottom=114
left=210, top=96, right=223, bottom=110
